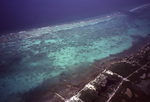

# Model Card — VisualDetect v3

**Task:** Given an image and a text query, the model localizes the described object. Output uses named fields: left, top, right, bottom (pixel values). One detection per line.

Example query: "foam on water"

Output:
left=0, top=6, right=150, bottom=101
left=129, top=3, right=150, bottom=12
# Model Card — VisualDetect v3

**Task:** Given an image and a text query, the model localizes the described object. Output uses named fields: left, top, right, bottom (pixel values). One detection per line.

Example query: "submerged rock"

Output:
left=66, top=43, right=150, bottom=102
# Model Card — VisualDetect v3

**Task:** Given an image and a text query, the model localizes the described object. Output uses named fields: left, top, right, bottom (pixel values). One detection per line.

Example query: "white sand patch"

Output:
left=50, top=35, right=133, bottom=69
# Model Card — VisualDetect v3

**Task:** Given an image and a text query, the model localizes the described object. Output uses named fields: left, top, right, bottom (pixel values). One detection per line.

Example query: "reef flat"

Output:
left=65, top=43, right=150, bottom=102
left=0, top=3, right=150, bottom=102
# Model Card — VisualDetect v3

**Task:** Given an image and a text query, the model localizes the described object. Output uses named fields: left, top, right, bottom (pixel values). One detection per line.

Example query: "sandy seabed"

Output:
left=0, top=4, right=150, bottom=102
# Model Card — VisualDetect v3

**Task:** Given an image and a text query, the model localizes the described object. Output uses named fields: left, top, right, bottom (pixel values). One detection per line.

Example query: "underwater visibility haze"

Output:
left=0, top=0, right=150, bottom=102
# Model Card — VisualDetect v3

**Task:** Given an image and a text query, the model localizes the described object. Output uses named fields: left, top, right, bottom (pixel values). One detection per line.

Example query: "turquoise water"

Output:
left=0, top=6, right=150, bottom=102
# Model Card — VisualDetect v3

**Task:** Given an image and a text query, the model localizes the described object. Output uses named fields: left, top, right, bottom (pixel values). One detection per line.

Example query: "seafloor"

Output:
left=66, top=43, right=150, bottom=102
left=0, top=4, right=150, bottom=102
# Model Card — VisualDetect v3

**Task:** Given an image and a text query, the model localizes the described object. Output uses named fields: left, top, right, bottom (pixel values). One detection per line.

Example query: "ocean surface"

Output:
left=0, top=1, right=150, bottom=102
left=0, top=0, right=150, bottom=34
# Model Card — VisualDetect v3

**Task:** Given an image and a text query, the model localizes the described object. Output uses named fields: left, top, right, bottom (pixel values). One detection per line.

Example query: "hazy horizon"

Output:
left=0, top=0, right=150, bottom=34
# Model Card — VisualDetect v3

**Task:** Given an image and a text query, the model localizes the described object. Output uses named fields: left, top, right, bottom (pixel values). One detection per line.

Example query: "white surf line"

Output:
left=129, top=3, right=150, bottom=12
left=29, top=12, right=123, bottom=35
left=0, top=12, right=124, bottom=43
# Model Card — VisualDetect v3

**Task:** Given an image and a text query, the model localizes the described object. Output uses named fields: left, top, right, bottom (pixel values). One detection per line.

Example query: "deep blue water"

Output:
left=0, top=1, right=150, bottom=102
left=0, top=0, right=150, bottom=34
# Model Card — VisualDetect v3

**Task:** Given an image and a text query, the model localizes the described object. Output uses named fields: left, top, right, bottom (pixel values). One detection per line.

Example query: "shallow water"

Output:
left=0, top=4, right=150, bottom=102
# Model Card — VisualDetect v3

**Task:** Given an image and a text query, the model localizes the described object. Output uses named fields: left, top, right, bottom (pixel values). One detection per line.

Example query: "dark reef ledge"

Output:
left=14, top=36, right=150, bottom=102
left=63, top=42, right=150, bottom=102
